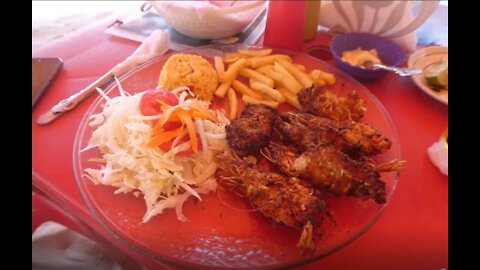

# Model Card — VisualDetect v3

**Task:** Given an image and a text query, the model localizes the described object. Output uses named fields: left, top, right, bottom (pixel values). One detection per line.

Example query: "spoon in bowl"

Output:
left=364, top=62, right=423, bottom=77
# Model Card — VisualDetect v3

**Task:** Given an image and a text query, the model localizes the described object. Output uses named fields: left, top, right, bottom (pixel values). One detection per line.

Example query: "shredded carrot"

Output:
left=152, top=116, right=165, bottom=133
left=169, top=114, right=181, bottom=122
left=155, top=99, right=171, bottom=106
left=152, top=119, right=182, bottom=134
left=190, top=111, right=217, bottom=121
left=176, top=109, right=198, bottom=153
left=152, top=108, right=181, bottom=133
left=148, top=97, right=219, bottom=154
left=155, top=99, right=174, bottom=113
left=147, top=124, right=184, bottom=148
left=160, top=104, right=171, bottom=112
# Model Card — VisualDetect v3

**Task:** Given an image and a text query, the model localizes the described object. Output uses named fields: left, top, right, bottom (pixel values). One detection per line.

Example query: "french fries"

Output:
left=211, top=47, right=336, bottom=119
left=309, top=69, right=336, bottom=85
left=273, top=62, right=303, bottom=94
left=250, top=81, right=285, bottom=103
left=309, top=70, right=326, bottom=87
left=238, top=48, right=272, bottom=57
left=277, top=59, right=314, bottom=88
left=249, top=54, right=292, bottom=68
left=277, top=87, right=302, bottom=109
left=224, top=52, right=242, bottom=59
left=227, top=87, right=237, bottom=120
left=293, top=63, right=306, bottom=72
left=255, top=65, right=284, bottom=81
left=214, top=56, right=225, bottom=80
left=239, top=67, right=274, bottom=88
left=318, top=70, right=336, bottom=85
left=242, top=95, right=279, bottom=108
left=231, top=79, right=264, bottom=100
left=223, top=52, right=249, bottom=64
left=221, top=58, right=246, bottom=83
left=214, top=80, right=232, bottom=98
left=248, top=78, right=258, bottom=90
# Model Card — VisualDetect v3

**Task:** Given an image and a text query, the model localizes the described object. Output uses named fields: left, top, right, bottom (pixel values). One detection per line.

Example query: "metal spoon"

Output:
left=364, top=62, right=423, bottom=77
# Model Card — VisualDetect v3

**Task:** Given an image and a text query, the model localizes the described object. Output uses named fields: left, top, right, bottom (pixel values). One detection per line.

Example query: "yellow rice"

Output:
left=158, top=54, right=218, bottom=101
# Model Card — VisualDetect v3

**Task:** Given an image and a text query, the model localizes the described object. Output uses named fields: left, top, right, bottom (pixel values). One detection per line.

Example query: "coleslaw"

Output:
left=82, top=81, right=229, bottom=222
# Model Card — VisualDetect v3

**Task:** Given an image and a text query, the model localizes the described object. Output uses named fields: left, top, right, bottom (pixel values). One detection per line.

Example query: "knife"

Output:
left=36, top=30, right=170, bottom=125
left=36, top=71, right=115, bottom=125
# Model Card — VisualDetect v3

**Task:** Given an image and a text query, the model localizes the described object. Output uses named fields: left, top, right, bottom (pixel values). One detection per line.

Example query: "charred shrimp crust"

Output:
left=298, top=86, right=366, bottom=122
left=221, top=90, right=405, bottom=250
left=215, top=151, right=327, bottom=251
left=226, top=104, right=276, bottom=155
left=262, top=141, right=402, bottom=204
left=273, top=111, right=392, bottom=159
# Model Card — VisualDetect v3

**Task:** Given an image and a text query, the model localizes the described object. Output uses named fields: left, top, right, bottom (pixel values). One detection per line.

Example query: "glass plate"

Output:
left=73, top=44, right=401, bottom=269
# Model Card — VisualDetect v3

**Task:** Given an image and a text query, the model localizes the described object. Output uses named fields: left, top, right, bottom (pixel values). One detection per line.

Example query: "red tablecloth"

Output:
left=32, top=17, right=448, bottom=270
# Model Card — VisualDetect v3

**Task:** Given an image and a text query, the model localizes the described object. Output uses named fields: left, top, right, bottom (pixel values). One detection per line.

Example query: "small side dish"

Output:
left=330, top=33, right=405, bottom=81
left=407, top=46, right=448, bottom=104
left=424, top=59, right=448, bottom=90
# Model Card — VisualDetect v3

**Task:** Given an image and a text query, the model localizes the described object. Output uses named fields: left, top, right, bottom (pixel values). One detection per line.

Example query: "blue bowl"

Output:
left=329, top=32, right=406, bottom=81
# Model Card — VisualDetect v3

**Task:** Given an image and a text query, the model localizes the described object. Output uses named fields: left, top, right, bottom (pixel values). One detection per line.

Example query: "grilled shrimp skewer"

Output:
left=274, top=112, right=392, bottom=159
left=263, top=142, right=405, bottom=204
left=216, top=151, right=327, bottom=251
left=298, top=86, right=366, bottom=122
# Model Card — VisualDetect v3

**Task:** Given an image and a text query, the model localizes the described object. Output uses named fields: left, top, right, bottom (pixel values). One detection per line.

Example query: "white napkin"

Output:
left=427, top=140, right=448, bottom=176
left=111, top=29, right=169, bottom=77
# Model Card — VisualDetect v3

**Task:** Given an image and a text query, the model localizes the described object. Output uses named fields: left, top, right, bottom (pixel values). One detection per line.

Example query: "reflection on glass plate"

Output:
left=73, top=44, right=401, bottom=269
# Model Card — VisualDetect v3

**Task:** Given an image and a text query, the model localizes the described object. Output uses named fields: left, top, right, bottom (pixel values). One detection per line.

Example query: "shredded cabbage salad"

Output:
left=82, top=82, right=229, bottom=222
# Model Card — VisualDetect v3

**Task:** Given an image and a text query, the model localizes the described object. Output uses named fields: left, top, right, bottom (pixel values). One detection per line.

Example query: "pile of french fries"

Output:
left=213, top=48, right=336, bottom=120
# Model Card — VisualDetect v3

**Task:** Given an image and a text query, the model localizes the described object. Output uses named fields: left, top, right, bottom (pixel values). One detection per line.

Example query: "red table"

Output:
left=32, top=16, right=448, bottom=270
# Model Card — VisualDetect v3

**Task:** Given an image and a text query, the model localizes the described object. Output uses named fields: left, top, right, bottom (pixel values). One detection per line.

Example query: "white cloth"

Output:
left=111, top=29, right=169, bottom=77
left=32, top=222, right=123, bottom=270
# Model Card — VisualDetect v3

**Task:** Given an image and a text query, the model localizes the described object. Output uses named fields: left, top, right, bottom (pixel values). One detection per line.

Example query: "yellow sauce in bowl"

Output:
left=341, top=47, right=382, bottom=68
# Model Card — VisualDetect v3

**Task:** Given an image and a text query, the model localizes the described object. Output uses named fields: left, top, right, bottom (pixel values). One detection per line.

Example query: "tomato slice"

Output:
left=159, top=132, right=202, bottom=156
left=162, top=121, right=182, bottom=131
left=139, top=89, right=178, bottom=116
left=140, top=89, right=201, bottom=156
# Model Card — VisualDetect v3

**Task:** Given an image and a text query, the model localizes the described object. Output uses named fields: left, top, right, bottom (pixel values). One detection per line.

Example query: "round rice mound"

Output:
left=158, top=53, right=218, bottom=101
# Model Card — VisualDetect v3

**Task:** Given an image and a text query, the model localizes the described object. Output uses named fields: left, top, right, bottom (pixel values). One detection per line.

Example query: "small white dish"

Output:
left=408, top=46, right=448, bottom=105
